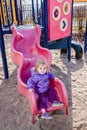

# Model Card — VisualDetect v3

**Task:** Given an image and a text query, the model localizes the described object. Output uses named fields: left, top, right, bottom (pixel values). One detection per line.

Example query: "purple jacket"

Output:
left=27, top=71, right=55, bottom=93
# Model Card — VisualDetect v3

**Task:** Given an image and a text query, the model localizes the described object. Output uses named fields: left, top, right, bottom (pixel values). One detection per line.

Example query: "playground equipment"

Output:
left=48, top=0, right=72, bottom=41
left=60, top=41, right=83, bottom=59
left=71, top=41, right=83, bottom=59
left=11, top=25, right=68, bottom=124
left=84, top=19, right=87, bottom=53
left=0, top=14, right=9, bottom=78
left=0, top=0, right=84, bottom=79
left=39, top=0, right=83, bottom=60
left=0, top=0, right=18, bottom=27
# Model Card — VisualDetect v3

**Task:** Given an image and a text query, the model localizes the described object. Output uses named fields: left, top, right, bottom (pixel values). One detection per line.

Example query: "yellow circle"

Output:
left=63, top=2, right=70, bottom=15
left=52, top=6, right=61, bottom=21
left=60, top=18, right=68, bottom=31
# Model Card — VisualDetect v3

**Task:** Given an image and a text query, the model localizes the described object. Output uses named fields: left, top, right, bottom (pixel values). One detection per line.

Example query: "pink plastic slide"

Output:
left=11, top=25, right=68, bottom=124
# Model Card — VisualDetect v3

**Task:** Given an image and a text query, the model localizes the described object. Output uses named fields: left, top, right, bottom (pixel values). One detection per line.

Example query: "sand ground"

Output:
left=0, top=35, right=87, bottom=130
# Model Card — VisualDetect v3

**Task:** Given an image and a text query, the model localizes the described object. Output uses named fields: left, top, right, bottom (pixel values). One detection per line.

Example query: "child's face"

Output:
left=37, top=64, right=47, bottom=75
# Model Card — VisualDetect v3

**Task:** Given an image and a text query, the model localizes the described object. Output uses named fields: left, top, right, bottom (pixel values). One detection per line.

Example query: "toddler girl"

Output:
left=27, top=59, right=63, bottom=119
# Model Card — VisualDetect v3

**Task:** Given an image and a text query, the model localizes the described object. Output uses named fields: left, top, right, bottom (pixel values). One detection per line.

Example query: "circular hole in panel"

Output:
left=52, top=6, right=61, bottom=21
left=60, top=18, right=68, bottom=31
left=56, top=0, right=63, bottom=3
left=63, top=1, right=70, bottom=15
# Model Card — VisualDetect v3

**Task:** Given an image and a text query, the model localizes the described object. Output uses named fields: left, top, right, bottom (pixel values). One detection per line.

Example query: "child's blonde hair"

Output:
left=35, top=59, right=48, bottom=71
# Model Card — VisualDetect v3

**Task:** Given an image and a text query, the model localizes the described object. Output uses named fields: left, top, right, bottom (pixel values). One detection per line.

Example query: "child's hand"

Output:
left=28, top=89, right=34, bottom=93
left=55, top=77, right=59, bottom=80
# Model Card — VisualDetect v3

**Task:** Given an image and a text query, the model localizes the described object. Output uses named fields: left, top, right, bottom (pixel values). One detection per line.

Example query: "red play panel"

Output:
left=48, top=0, right=72, bottom=41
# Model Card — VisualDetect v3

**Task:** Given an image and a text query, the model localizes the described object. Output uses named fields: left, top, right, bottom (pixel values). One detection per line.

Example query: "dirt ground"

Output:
left=0, top=35, right=87, bottom=130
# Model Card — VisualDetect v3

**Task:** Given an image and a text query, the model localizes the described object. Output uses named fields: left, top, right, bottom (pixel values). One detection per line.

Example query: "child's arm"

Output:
left=48, top=72, right=59, bottom=80
left=48, top=71, right=55, bottom=79
left=27, top=76, right=36, bottom=91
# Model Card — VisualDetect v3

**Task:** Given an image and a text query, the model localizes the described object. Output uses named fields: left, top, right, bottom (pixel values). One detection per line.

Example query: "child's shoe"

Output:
left=52, top=101, right=63, bottom=107
left=41, top=112, right=52, bottom=119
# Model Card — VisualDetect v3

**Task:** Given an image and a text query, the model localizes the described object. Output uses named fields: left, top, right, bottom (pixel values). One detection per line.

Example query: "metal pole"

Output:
left=43, top=0, right=48, bottom=48
left=32, top=0, right=35, bottom=24
left=41, top=0, right=44, bottom=26
left=14, top=0, right=19, bottom=25
left=0, top=18, right=9, bottom=79
left=84, top=19, right=87, bottom=53
left=20, top=0, right=23, bottom=25
left=67, top=0, right=73, bottom=61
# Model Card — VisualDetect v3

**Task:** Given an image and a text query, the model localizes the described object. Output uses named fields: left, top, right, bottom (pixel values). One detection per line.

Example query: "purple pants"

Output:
left=38, top=87, right=59, bottom=109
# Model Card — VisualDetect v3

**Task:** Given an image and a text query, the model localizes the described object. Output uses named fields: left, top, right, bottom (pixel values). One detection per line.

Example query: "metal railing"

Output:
left=0, top=0, right=13, bottom=28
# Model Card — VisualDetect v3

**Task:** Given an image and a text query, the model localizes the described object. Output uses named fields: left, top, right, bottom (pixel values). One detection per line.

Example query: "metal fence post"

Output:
left=0, top=20, right=9, bottom=79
